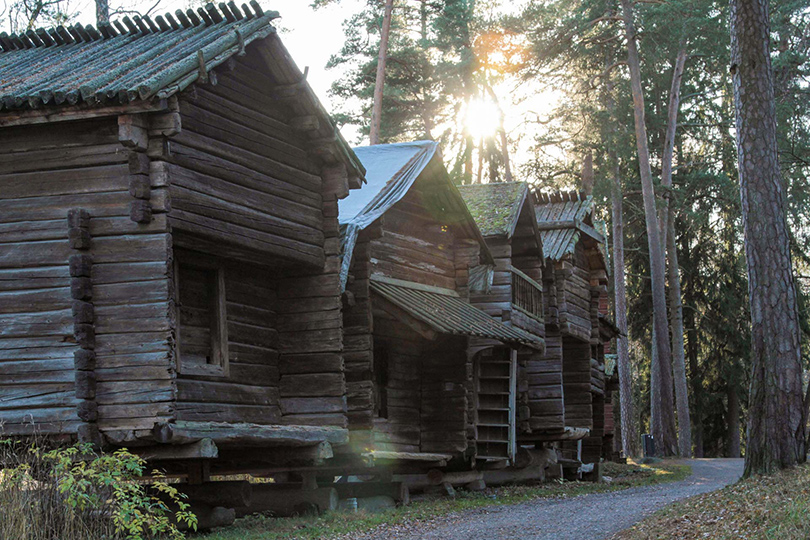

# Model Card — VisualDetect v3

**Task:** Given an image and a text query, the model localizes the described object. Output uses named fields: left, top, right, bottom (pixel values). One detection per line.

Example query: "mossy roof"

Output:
left=457, top=182, right=529, bottom=238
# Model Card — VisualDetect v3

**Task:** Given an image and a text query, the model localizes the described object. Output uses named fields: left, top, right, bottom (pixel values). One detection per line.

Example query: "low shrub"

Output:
left=0, top=437, right=197, bottom=540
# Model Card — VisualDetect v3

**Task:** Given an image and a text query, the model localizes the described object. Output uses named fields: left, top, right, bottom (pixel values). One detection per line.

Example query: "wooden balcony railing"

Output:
left=511, top=267, right=543, bottom=321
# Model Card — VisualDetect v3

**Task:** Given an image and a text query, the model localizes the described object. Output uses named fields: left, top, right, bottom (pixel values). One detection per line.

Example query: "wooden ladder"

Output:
left=475, top=347, right=517, bottom=461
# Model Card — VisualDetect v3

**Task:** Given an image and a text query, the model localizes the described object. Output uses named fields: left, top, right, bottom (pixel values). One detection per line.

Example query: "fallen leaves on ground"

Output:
left=613, top=463, right=810, bottom=540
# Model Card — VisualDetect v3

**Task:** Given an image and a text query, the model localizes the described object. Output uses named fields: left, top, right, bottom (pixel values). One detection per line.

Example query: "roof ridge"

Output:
left=532, top=188, right=589, bottom=205
left=457, top=181, right=526, bottom=189
left=0, top=1, right=277, bottom=53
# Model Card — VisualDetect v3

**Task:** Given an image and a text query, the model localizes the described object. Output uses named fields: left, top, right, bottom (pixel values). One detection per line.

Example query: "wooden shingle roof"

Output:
left=534, top=190, right=603, bottom=262
left=457, top=182, right=528, bottom=238
left=0, top=2, right=276, bottom=111
left=371, top=275, right=542, bottom=349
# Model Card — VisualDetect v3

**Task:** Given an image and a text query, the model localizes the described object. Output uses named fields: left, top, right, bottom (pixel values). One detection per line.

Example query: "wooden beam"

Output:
left=289, top=115, right=319, bottom=132
left=364, top=450, right=452, bottom=463
left=218, top=441, right=334, bottom=465
left=133, top=438, right=219, bottom=461
left=140, top=421, right=349, bottom=447
left=373, top=294, right=438, bottom=341
left=0, top=99, right=169, bottom=127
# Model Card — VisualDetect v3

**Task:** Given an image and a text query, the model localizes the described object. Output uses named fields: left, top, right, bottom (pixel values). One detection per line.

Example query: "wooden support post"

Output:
left=187, top=461, right=211, bottom=485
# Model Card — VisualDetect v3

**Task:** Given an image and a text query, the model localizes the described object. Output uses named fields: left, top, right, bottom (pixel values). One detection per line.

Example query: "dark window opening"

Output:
left=176, top=259, right=228, bottom=376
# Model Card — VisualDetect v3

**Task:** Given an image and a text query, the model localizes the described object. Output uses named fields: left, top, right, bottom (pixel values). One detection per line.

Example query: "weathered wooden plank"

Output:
left=177, top=379, right=279, bottom=407
left=0, top=143, right=127, bottom=174
left=278, top=373, right=345, bottom=397
left=170, top=210, right=323, bottom=268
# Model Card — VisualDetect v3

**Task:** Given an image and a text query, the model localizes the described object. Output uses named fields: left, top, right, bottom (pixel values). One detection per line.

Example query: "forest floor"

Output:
left=196, top=459, right=699, bottom=540
left=613, top=462, right=810, bottom=539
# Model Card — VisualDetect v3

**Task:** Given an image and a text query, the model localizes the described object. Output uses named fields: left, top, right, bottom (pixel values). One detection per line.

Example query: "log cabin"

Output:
left=458, top=182, right=561, bottom=458
left=532, top=191, right=611, bottom=466
left=0, top=3, right=368, bottom=489
left=339, top=142, right=542, bottom=471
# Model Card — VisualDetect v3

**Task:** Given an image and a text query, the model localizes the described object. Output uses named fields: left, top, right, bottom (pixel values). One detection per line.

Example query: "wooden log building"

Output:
left=0, top=3, right=370, bottom=487
left=532, top=191, right=613, bottom=465
left=458, top=182, right=559, bottom=458
left=339, top=142, right=542, bottom=470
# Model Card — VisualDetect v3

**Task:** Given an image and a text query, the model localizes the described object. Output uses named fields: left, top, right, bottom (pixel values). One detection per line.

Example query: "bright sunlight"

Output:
left=465, top=98, right=502, bottom=140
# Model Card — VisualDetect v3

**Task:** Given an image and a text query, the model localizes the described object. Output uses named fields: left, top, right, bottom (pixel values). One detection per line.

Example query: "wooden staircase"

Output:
left=475, top=348, right=517, bottom=461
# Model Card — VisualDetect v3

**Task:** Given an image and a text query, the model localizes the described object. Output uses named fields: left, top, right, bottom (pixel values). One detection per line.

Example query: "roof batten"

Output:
left=197, top=7, right=214, bottom=26
left=186, top=9, right=202, bottom=26
left=207, top=3, right=225, bottom=23
left=143, top=15, right=159, bottom=32
left=228, top=2, right=244, bottom=20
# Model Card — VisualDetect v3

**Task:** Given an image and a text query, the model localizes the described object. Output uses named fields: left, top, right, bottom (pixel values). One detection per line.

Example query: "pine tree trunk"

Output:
left=666, top=218, right=691, bottom=457
left=463, top=133, right=474, bottom=184
left=730, top=0, right=806, bottom=476
left=369, top=0, right=394, bottom=145
left=485, top=85, right=513, bottom=182
left=727, top=384, right=741, bottom=458
left=612, top=159, right=640, bottom=458
left=658, top=47, right=692, bottom=457
left=96, top=0, right=109, bottom=25
left=683, top=246, right=704, bottom=458
left=604, top=58, right=639, bottom=458
left=476, top=135, right=484, bottom=184
left=582, top=152, right=594, bottom=196
left=620, top=0, right=678, bottom=456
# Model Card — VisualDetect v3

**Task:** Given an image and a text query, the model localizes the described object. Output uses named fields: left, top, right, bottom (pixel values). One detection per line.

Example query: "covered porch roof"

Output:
left=370, top=275, right=542, bottom=350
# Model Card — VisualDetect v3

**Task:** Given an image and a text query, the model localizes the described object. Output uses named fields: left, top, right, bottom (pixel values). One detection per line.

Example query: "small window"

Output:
left=374, top=344, right=389, bottom=419
left=176, top=259, right=228, bottom=377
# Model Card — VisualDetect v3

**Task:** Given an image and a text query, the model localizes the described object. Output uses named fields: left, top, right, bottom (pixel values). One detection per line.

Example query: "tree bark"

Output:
left=612, top=158, right=640, bottom=458
left=620, top=0, right=678, bottom=456
left=369, top=0, right=394, bottom=145
left=96, top=0, right=109, bottom=25
left=603, top=54, right=639, bottom=458
left=730, top=0, right=806, bottom=476
left=658, top=46, right=692, bottom=457
left=582, top=152, right=594, bottom=197
left=727, top=384, right=741, bottom=458
left=476, top=135, right=484, bottom=184
left=484, top=85, right=513, bottom=183
left=684, top=260, right=704, bottom=458
left=666, top=217, right=691, bottom=457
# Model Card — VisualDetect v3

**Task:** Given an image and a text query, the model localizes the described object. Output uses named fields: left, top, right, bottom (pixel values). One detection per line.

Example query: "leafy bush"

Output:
left=0, top=437, right=197, bottom=540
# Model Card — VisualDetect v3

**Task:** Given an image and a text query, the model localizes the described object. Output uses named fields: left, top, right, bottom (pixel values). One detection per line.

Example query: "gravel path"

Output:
left=354, top=459, right=744, bottom=540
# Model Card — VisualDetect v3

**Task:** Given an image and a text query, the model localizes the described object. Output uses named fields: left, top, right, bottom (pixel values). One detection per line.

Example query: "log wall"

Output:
left=274, top=193, right=346, bottom=428
left=420, top=335, right=469, bottom=455
left=372, top=314, right=424, bottom=453
left=0, top=117, right=174, bottom=436
left=561, top=337, right=593, bottom=430
left=369, top=185, right=458, bottom=291
left=157, top=49, right=326, bottom=269
left=343, top=235, right=375, bottom=447
left=174, top=254, right=281, bottom=425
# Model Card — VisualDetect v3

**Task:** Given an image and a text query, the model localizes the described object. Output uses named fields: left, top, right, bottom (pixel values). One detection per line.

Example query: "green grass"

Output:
left=614, top=463, right=810, bottom=540
left=197, top=460, right=690, bottom=540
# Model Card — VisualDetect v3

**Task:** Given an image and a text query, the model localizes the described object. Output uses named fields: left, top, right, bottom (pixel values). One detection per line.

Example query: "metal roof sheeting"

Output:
left=0, top=2, right=277, bottom=111
left=370, top=276, right=542, bottom=348
left=534, top=190, right=594, bottom=261
left=339, top=141, right=494, bottom=291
